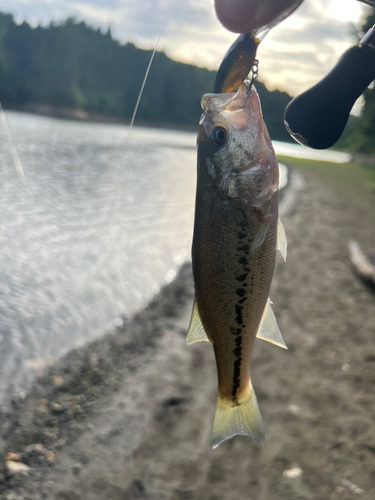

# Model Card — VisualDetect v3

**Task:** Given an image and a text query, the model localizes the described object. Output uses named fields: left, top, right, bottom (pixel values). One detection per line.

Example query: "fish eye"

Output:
left=209, top=126, right=227, bottom=148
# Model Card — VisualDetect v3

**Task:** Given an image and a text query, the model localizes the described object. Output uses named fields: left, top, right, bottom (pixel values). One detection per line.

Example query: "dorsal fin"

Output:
left=277, top=218, right=287, bottom=262
left=186, top=298, right=210, bottom=344
left=256, top=299, right=287, bottom=349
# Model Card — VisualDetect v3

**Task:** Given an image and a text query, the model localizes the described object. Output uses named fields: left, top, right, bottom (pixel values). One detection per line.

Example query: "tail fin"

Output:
left=210, top=382, right=264, bottom=449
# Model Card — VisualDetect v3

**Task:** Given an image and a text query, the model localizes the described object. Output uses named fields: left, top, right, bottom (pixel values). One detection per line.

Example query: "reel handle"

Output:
left=284, top=26, right=375, bottom=150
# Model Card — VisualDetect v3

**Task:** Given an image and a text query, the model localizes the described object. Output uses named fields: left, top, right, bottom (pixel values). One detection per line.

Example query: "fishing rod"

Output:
left=358, top=0, right=375, bottom=7
left=284, top=0, right=375, bottom=150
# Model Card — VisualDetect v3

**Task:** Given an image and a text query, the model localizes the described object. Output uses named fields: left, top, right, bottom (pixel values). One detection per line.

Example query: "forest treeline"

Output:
left=0, top=12, right=293, bottom=142
left=0, top=11, right=374, bottom=151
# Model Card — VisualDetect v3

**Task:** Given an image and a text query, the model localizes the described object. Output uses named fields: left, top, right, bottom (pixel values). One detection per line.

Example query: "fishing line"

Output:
left=0, top=103, right=25, bottom=180
left=93, top=0, right=179, bottom=275
left=129, top=0, right=178, bottom=132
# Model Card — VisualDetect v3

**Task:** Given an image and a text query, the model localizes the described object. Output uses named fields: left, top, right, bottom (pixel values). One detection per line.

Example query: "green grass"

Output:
left=277, top=155, right=375, bottom=216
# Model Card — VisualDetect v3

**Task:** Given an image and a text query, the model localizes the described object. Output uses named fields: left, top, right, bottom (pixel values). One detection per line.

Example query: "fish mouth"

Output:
left=201, top=83, right=263, bottom=134
left=201, top=81, right=257, bottom=113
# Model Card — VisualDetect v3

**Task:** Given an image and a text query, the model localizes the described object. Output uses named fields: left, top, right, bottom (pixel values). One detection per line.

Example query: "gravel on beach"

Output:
left=1, top=166, right=375, bottom=500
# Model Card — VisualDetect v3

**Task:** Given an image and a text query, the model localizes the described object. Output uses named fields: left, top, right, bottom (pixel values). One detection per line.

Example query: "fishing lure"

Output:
left=213, top=32, right=260, bottom=94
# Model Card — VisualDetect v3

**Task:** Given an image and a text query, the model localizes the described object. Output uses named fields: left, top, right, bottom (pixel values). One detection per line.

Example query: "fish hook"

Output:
left=247, top=59, right=259, bottom=96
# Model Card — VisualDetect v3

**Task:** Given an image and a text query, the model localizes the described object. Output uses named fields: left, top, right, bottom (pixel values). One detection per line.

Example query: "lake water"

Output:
left=0, top=111, right=200, bottom=404
left=0, top=110, right=347, bottom=405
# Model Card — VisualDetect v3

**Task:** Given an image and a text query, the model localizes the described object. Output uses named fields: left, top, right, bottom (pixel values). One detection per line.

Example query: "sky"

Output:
left=0, top=0, right=371, bottom=97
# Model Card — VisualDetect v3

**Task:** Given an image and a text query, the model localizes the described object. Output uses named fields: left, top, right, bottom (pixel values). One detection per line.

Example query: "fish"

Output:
left=213, top=32, right=260, bottom=94
left=187, top=81, right=287, bottom=449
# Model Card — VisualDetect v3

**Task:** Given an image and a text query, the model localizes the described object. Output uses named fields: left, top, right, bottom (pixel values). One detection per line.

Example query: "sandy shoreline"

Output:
left=1, top=166, right=375, bottom=499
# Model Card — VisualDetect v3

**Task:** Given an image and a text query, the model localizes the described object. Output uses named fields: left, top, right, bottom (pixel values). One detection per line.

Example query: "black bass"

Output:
left=188, top=81, right=287, bottom=449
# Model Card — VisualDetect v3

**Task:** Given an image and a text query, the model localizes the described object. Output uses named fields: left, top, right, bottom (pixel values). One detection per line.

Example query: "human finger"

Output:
left=214, top=0, right=304, bottom=33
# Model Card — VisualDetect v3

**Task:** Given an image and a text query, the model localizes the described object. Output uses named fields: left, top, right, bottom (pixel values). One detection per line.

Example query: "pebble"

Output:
left=341, top=478, right=364, bottom=495
left=283, top=465, right=303, bottom=479
left=50, top=402, right=65, bottom=413
left=72, top=463, right=82, bottom=476
left=52, top=376, right=64, bottom=386
left=39, top=399, right=48, bottom=406
left=287, top=404, right=302, bottom=415
left=3, top=492, right=19, bottom=500
left=23, top=444, right=55, bottom=467
left=5, top=453, right=20, bottom=462
left=24, top=444, right=45, bottom=454
left=5, top=460, right=31, bottom=476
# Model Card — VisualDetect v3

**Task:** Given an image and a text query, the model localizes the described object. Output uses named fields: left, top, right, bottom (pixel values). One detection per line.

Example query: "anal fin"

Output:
left=186, top=298, right=210, bottom=344
left=256, top=299, right=287, bottom=349
left=277, top=218, right=287, bottom=262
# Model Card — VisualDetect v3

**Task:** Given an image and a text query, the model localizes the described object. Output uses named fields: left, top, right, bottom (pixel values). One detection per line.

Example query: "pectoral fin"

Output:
left=277, top=218, right=287, bottom=262
left=250, top=221, right=270, bottom=257
left=186, top=299, right=209, bottom=344
left=256, top=299, right=287, bottom=349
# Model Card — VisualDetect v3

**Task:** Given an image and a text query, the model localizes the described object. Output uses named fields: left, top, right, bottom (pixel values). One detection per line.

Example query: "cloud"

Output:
left=257, top=0, right=365, bottom=94
left=0, top=0, right=368, bottom=96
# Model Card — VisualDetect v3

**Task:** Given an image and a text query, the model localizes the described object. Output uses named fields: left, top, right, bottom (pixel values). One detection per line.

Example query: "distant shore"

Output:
left=4, top=104, right=199, bottom=133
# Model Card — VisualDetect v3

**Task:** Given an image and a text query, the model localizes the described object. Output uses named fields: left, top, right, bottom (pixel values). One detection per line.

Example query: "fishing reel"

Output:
left=284, top=3, right=375, bottom=150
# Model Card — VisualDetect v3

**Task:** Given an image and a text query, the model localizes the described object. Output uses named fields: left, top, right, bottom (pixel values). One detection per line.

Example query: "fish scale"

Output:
left=194, top=192, right=278, bottom=402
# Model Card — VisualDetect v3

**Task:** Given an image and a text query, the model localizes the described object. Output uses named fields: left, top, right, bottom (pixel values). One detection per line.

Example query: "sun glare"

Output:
left=327, top=0, right=363, bottom=23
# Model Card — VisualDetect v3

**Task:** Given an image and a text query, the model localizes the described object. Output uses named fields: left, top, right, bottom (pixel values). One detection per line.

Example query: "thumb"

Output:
left=214, top=0, right=303, bottom=34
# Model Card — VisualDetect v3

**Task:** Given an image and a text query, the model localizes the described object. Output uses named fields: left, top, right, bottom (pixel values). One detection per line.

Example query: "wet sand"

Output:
left=1, top=166, right=375, bottom=500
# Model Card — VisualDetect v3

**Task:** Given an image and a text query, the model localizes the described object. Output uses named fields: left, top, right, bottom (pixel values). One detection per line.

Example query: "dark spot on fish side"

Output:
left=232, top=356, right=242, bottom=397
left=235, top=336, right=242, bottom=346
left=231, top=327, right=243, bottom=336
left=235, top=304, right=243, bottom=325
left=237, top=244, right=250, bottom=254
left=238, top=232, right=246, bottom=240
left=236, top=288, right=245, bottom=297
left=235, top=303, right=243, bottom=313
left=233, top=346, right=242, bottom=357
left=236, top=274, right=247, bottom=282
left=239, top=257, right=247, bottom=265
left=238, top=297, right=246, bottom=305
